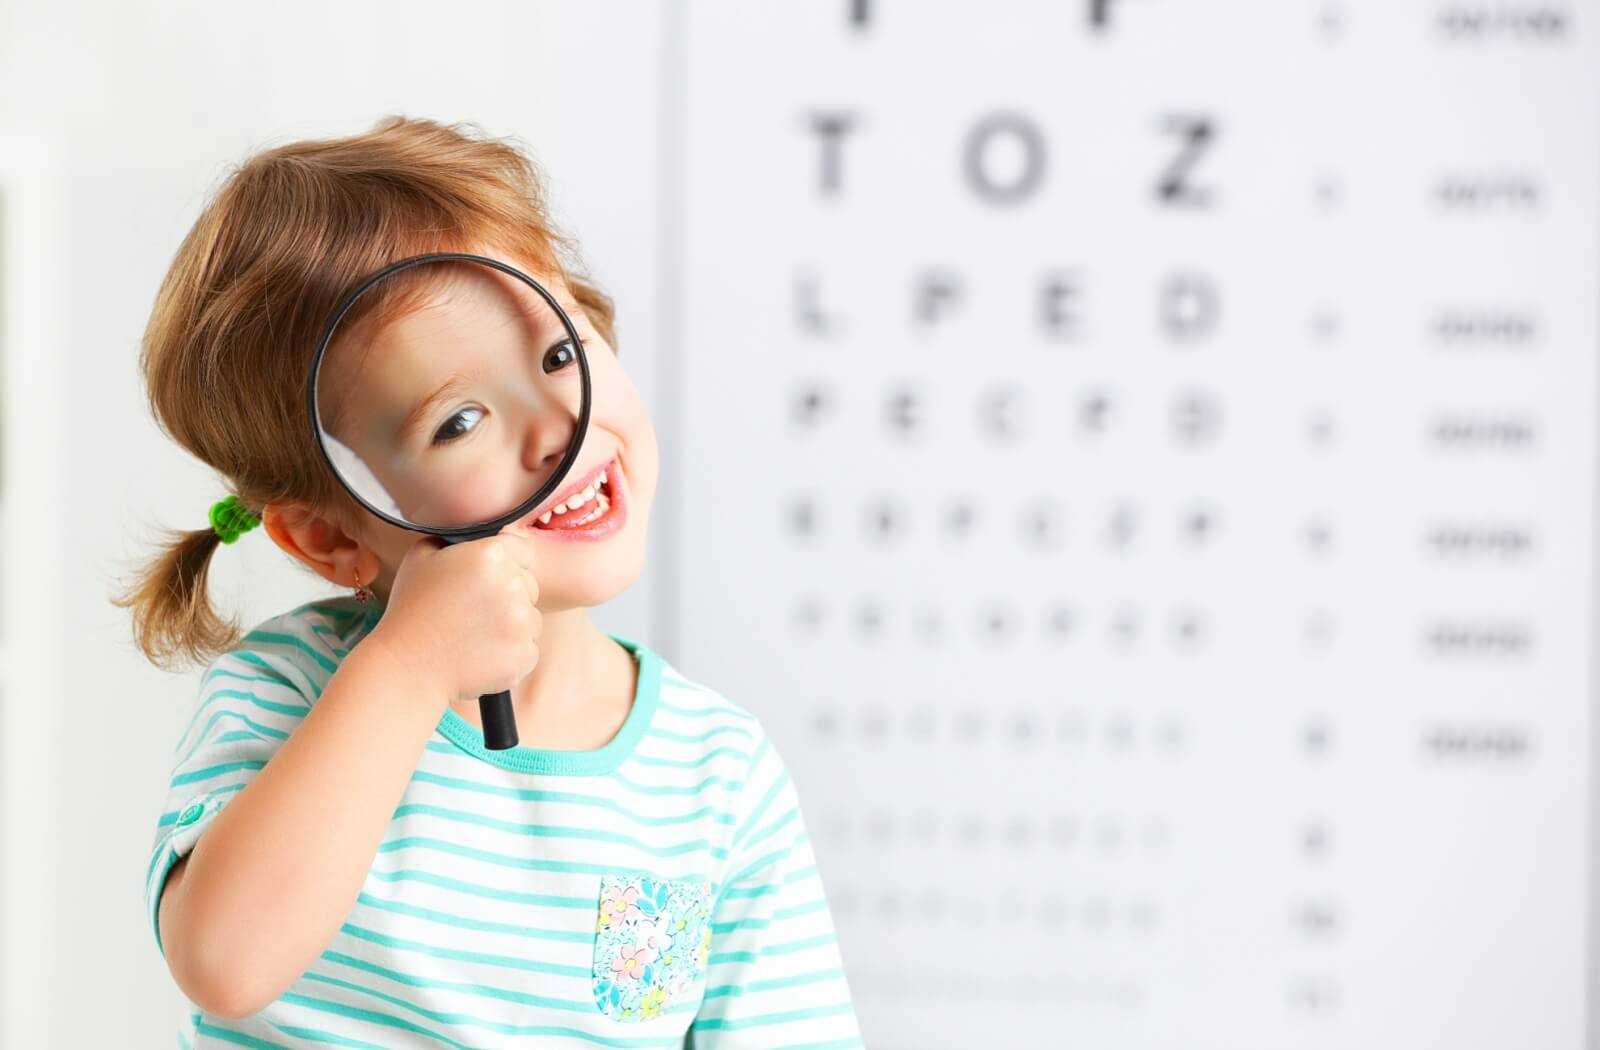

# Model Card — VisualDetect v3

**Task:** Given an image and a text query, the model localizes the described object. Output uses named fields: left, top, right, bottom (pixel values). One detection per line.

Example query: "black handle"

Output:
left=480, top=689, right=519, bottom=750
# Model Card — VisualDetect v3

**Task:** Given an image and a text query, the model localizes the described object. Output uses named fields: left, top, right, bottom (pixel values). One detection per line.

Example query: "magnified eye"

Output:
left=432, top=405, right=485, bottom=446
left=543, top=339, right=580, bottom=374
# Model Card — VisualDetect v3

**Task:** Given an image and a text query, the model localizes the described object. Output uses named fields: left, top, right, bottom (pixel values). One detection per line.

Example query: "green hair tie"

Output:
left=209, top=494, right=261, bottom=544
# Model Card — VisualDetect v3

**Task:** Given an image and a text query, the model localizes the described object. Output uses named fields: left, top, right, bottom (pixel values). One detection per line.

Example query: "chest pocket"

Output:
left=591, top=873, right=714, bottom=1022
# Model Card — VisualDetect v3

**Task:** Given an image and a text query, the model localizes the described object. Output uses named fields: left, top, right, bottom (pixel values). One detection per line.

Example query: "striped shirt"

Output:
left=145, top=594, right=863, bottom=1048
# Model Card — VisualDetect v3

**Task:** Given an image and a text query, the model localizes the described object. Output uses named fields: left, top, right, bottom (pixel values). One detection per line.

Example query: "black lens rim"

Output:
left=306, top=251, right=593, bottom=539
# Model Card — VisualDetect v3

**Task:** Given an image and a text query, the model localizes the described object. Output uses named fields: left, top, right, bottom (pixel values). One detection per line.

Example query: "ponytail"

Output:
left=110, top=519, right=242, bottom=672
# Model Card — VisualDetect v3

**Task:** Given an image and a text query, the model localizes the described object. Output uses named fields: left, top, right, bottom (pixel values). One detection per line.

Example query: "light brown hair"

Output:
left=109, top=116, right=617, bottom=671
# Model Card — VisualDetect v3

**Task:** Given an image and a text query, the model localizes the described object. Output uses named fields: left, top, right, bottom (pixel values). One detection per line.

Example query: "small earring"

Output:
left=352, top=566, right=373, bottom=604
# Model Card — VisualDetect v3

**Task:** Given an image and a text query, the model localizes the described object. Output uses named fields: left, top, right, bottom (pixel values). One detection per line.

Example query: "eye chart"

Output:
left=661, top=2, right=1599, bottom=1047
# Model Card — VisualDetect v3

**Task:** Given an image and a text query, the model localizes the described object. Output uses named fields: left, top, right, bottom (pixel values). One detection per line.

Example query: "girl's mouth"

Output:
left=527, top=454, right=627, bottom=541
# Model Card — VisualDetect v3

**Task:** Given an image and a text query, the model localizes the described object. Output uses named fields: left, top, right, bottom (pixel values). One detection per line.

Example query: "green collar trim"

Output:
left=434, top=633, right=658, bottom=775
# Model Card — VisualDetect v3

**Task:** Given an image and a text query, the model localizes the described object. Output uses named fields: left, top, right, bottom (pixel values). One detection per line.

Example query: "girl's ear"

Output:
left=261, top=500, right=380, bottom=590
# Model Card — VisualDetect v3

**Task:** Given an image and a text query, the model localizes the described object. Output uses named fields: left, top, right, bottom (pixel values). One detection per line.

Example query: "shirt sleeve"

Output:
left=143, top=628, right=323, bottom=960
left=689, top=731, right=864, bottom=1048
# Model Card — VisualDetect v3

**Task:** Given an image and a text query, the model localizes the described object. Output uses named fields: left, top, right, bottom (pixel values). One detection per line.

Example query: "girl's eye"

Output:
left=543, top=339, right=580, bottom=374
left=431, top=405, right=484, bottom=446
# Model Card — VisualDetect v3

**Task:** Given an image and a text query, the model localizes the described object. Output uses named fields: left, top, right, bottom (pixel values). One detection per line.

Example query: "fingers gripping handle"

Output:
left=434, top=531, right=521, bottom=751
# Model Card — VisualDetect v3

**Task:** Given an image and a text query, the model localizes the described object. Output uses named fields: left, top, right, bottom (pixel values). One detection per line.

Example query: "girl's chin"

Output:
left=535, top=551, right=646, bottom=610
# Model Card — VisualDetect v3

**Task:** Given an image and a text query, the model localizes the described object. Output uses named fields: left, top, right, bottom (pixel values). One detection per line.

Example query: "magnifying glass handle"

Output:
left=480, top=690, right=518, bottom=750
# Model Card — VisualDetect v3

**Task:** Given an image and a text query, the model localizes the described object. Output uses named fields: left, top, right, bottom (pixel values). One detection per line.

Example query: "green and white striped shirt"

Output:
left=145, top=595, right=862, bottom=1048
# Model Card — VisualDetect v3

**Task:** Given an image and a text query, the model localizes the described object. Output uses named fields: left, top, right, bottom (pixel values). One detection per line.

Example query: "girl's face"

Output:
left=325, top=255, right=657, bottom=611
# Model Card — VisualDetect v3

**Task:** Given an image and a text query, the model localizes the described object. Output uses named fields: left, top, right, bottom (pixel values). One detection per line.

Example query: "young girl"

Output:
left=116, top=116, right=863, bottom=1048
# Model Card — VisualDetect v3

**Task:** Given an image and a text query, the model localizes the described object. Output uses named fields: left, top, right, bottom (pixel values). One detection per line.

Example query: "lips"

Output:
left=525, top=453, right=627, bottom=541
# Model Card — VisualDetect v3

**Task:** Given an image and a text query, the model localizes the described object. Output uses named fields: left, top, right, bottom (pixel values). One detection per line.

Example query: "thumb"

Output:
left=498, top=528, right=542, bottom=569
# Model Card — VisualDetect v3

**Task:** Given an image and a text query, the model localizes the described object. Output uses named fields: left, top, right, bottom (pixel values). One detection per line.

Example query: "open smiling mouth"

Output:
left=527, top=454, right=626, bottom=537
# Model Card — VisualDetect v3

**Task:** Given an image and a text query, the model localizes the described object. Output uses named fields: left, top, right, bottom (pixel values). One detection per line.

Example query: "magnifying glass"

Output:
left=307, top=251, right=593, bottom=750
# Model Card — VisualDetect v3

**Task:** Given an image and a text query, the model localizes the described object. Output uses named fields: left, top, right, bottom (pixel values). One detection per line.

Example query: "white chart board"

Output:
left=665, top=2, right=1599, bottom=1047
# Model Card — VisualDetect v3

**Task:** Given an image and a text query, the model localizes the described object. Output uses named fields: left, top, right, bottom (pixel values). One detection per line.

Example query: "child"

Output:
left=115, top=116, right=863, bottom=1048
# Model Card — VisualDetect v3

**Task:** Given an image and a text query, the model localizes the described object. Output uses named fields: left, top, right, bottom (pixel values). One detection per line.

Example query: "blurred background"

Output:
left=0, top=1, right=1593, bottom=1047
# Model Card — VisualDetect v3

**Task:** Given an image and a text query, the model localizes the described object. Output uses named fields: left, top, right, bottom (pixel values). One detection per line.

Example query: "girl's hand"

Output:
left=364, top=532, right=542, bottom=708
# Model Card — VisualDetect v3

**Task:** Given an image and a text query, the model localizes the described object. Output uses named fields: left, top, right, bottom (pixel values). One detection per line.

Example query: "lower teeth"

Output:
left=569, top=494, right=609, bottom=527
left=532, top=480, right=616, bottom=530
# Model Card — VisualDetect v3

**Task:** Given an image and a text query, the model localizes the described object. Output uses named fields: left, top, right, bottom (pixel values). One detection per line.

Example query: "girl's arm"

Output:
left=157, top=631, right=447, bottom=1018
left=688, top=735, right=863, bottom=1047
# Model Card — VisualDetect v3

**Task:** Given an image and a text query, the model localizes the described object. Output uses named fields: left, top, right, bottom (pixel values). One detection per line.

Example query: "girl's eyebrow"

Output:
left=398, top=373, right=471, bottom=440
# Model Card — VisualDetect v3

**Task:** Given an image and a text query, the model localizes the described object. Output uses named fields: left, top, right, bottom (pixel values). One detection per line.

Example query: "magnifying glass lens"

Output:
left=313, top=260, right=586, bottom=533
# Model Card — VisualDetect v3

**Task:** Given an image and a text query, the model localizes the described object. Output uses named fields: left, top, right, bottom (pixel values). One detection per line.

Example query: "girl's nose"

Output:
left=519, top=404, right=583, bottom=481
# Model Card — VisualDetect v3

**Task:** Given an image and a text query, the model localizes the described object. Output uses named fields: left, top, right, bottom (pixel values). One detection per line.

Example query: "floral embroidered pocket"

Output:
left=591, top=873, right=714, bottom=1022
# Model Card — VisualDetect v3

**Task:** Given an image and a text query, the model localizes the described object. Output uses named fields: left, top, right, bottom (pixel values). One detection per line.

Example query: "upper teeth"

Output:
left=538, top=470, right=608, bottom=525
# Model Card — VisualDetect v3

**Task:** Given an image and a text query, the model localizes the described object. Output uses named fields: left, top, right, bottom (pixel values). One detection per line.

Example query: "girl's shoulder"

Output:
left=644, top=655, right=798, bottom=787
left=649, top=654, right=766, bottom=735
left=206, top=593, right=379, bottom=703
